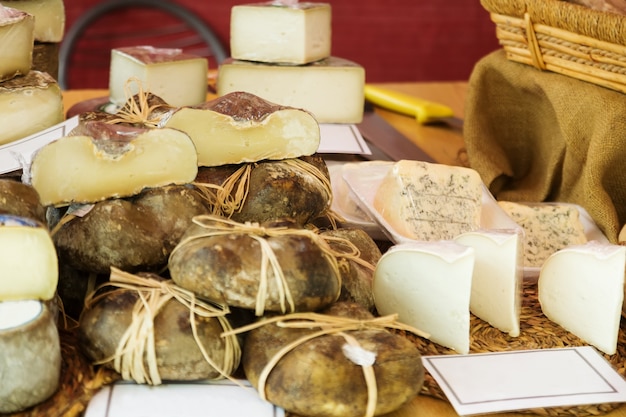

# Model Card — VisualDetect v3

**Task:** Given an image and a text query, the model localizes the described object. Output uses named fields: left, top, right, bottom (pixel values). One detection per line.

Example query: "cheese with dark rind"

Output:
left=109, top=46, right=208, bottom=107
left=164, top=91, right=321, bottom=167
left=0, top=179, right=46, bottom=223
left=230, top=2, right=331, bottom=64
left=0, top=5, right=34, bottom=82
left=0, top=300, right=61, bottom=413
left=0, top=71, right=63, bottom=145
left=217, top=57, right=365, bottom=123
left=0, top=215, right=57, bottom=302
left=29, top=125, right=199, bottom=206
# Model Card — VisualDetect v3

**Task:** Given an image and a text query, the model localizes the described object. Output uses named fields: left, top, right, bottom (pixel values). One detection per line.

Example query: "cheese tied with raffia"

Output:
left=230, top=2, right=331, bottom=64
left=497, top=201, right=587, bottom=267
left=0, top=5, right=33, bottom=82
left=373, top=160, right=483, bottom=241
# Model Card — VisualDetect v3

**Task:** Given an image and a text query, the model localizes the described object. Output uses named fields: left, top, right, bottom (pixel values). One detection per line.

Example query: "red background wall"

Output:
left=62, top=0, right=500, bottom=88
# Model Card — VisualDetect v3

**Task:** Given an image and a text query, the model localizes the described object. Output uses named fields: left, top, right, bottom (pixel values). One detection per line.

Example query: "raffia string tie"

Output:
left=223, top=312, right=429, bottom=417
left=106, top=77, right=167, bottom=127
left=524, top=13, right=547, bottom=71
left=193, top=164, right=252, bottom=218
left=83, top=267, right=241, bottom=386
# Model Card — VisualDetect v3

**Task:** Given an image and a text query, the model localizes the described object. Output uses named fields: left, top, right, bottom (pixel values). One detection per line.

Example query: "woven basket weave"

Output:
left=399, top=279, right=626, bottom=417
left=481, top=0, right=626, bottom=93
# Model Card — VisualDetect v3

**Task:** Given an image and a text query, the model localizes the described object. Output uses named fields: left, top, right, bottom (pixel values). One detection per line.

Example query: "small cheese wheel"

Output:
left=0, top=214, right=58, bottom=302
left=373, top=241, right=474, bottom=354
left=538, top=241, right=626, bottom=355
left=0, top=6, right=34, bottom=82
left=0, top=300, right=61, bottom=413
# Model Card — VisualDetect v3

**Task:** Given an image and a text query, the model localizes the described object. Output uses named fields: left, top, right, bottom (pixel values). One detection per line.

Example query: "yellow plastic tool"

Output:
left=364, top=84, right=461, bottom=127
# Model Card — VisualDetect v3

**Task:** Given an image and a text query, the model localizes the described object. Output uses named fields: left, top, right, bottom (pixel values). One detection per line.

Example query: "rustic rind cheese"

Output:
left=109, top=46, right=208, bottom=107
left=0, top=299, right=61, bottom=413
left=0, top=215, right=57, bottom=301
left=373, top=160, right=483, bottom=241
left=217, top=57, right=365, bottom=123
left=0, top=0, right=65, bottom=42
left=0, top=6, right=34, bottom=82
left=373, top=241, right=475, bottom=354
left=29, top=127, right=198, bottom=206
left=497, top=201, right=588, bottom=267
left=0, top=71, right=63, bottom=145
left=538, top=241, right=626, bottom=355
left=165, top=91, right=321, bottom=167
left=230, top=2, right=331, bottom=64
left=455, top=229, right=522, bottom=336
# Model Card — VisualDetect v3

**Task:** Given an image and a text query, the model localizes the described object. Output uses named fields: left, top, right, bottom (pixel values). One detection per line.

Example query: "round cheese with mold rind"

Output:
left=0, top=299, right=61, bottom=413
left=0, top=214, right=58, bottom=302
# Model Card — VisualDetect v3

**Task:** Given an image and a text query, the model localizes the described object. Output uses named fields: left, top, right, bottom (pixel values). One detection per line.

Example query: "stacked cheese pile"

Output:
left=0, top=3, right=63, bottom=145
left=217, top=2, right=365, bottom=124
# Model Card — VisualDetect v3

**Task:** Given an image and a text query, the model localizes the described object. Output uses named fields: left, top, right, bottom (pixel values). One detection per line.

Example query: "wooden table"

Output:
left=61, top=85, right=626, bottom=417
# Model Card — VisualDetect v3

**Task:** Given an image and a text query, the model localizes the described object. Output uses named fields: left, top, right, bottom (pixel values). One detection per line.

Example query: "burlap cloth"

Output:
left=464, top=49, right=626, bottom=243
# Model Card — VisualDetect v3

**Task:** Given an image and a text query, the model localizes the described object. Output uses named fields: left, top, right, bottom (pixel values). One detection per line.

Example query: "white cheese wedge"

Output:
left=538, top=241, right=626, bottom=355
left=109, top=46, right=208, bottom=108
left=164, top=91, right=320, bottom=167
left=0, top=299, right=61, bottom=413
left=217, top=57, right=365, bottom=123
left=0, top=215, right=57, bottom=301
left=0, top=0, right=64, bottom=42
left=0, top=6, right=33, bottom=82
left=0, top=70, right=63, bottom=146
left=497, top=201, right=587, bottom=268
left=29, top=127, right=198, bottom=206
left=373, top=241, right=475, bottom=354
left=373, top=160, right=483, bottom=241
left=230, top=2, right=331, bottom=64
left=455, top=229, right=523, bottom=336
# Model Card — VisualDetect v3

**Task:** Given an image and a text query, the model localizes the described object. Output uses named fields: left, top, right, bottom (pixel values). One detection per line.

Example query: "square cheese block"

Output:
left=0, top=5, right=34, bottom=82
left=0, top=0, right=65, bottom=42
left=373, top=241, right=475, bottom=354
left=455, top=229, right=523, bottom=337
left=372, top=160, right=483, bottom=241
left=217, top=56, right=365, bottom=123
left=230, top=2, right=331, bottom=64
left=0, top=70, right=63, bottom=146
left=109, top=46, right=208, bottom=108
left=538, top=241, right=626, bottom=355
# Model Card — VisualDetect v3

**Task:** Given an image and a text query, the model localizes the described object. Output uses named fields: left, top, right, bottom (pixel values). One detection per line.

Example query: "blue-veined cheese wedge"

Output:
left=373, top=241, right=475, bottom=354
left=230, top=2, right=331, bottom=65
left=0, top=214, right=57, bottom=301
left=538, top=241, right=626, bottom=355
left=0, top=299, right=61, bottom=413
left=0, top=5, right=33, bottom=82
left=455, top=229, right=523, bottom=337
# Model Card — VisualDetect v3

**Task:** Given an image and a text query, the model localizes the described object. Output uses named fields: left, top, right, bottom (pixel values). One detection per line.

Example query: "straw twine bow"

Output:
left=106, top=78, right=167, bottom=127
left=223, top=312, right=429, bottom=417
left=170, top=214, right=373, bottom=316
left=83, top=267, right=241, bottom=385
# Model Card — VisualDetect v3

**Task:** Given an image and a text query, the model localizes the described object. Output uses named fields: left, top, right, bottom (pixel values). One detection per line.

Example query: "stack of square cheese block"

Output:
left=217, top=2, right=365, bottom=124
left=0, top=2, right=63, bottom=146
left=369, top=160, right=626, bottom=356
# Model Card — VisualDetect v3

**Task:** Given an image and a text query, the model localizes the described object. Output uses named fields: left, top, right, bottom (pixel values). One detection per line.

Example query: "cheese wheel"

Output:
left=0, top=5, right=34, bottom=82
left=0, top=0, right=65, bottom=42
left=538, top=241, right=626, bottom=355
left=373, top=241, right=475, bottom=354
left=0, top=300, right=61, bottom=413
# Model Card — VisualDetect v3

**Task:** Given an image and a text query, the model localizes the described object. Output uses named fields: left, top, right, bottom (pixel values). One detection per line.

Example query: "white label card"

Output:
left=423, top=346, right=626, bottom=416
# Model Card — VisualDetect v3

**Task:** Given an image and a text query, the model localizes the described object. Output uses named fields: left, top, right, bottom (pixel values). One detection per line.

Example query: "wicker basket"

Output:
left=399, top=279, right=626, bottom=417
left=481, top=0, right=626, bottom=93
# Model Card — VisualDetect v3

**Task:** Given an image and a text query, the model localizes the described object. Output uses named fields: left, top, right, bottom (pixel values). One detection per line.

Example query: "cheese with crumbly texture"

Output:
left=217, top=57, right=364, bottom=123
left=373, top=241, right=475, bottom=354
left=0, top=71, right=63, bottom=145
left=539, top=241, right=626, bottom=355
left=497, top=201, right=587, bottom=267
left=230, top=2, right=331, bottom=64
left=0, top=0, right=65, bottom=42
left=0, top=6, right=33, bottom=82
left=109, top=46, right=208, bottom=107
left=373, top=160, right=483, bottom=241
